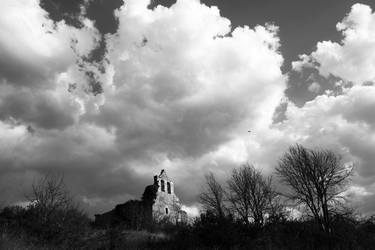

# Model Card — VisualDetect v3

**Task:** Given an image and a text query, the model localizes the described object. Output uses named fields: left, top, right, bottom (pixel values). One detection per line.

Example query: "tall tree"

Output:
left=276, top=144, right=353, bottom=232
left=227, top=163, right=276, bottom=226
left=199, top=172, right=227, bottom=218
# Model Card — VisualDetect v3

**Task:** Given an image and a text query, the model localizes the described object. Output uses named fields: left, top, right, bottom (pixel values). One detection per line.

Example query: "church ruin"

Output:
left=94, top=169, right=187, bottom=228
left=152, top=169, right=187, bottom=223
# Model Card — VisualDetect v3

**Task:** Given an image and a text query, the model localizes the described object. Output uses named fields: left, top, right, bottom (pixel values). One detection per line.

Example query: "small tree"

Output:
left=27, top=173, right=72, bottom=223
left=227, top=163, right=277, bottom=226
left=199, top=172, right=227, bottom=219
left=25, top=173, right=90, bottom=246
left=276, top=144, right=353, bottom=233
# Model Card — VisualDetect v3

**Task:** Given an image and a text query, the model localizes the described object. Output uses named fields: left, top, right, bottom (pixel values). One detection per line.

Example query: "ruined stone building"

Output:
left=151, top=169, right=187, bottom=223
left=95, top=169, right=187, bottom=228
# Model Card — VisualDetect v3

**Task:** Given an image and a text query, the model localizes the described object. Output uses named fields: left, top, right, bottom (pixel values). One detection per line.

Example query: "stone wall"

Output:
left=94, top=169, right=187, bottom=228
left=152, top=189, right=182, bottom=223
left=152, top=169, right=187, bottom=224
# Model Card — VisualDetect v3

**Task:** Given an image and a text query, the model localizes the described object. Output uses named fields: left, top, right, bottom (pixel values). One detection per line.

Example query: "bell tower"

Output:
left=151, top=169, right=186, bottom=223
left=153, top=169, right=174, bottom=194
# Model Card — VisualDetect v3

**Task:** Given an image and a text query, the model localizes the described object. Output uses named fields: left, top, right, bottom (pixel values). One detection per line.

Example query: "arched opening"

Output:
left=167, top=182, right=171, bottom=194
left=165, top=207, right=169, bottom=214
left=161, top=180, right=165, bottom=192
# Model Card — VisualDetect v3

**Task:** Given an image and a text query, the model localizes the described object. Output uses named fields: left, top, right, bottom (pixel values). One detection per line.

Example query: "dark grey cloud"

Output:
left=0, top=52, right=50, bottom=88
left=0, top=89, right=78, bottom=130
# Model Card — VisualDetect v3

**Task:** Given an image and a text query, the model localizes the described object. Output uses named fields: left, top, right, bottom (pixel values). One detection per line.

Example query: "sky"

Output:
left=1, top=0, right=375, bottom=217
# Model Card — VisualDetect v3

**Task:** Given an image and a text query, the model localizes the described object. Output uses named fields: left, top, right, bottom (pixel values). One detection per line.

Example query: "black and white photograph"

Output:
left=1, top=0, right=375, bottom=249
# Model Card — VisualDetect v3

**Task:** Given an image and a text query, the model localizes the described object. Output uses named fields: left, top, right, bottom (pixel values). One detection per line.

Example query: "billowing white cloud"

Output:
left=99, top=0, right=286, bottom=201
left=277, top=86, right=375, bottom=214
left=0, top=0, right=114, bottom=210
left=0, top=0, right=286, bottom=214
left=293, top=3, right=375, bottom=84
left=281, top=4, right=375, bottom=214
left=0, top=0, right=99, bottom=87
left=0, top=0, right=105, bottom=131
left=2, top=0, right=375, bottom=218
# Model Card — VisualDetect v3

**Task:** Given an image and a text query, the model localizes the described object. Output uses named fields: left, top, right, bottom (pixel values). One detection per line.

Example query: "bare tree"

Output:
left=227, top=163, right=276, bottom=226
left=199, top=172, right=227, bottom=218
left=276, top=144, right=353, bottom=233
left=27, top=173, right=73, bottom=217
left=25, top=172, right=89, bottom=245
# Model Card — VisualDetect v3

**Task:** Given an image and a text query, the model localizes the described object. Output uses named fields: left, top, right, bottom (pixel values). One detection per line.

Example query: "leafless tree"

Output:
left=23, top=172, right=89, bottom=245
left=199, top=172, right=227, bottom=218
left=276, top=144, right=353, bottom=233
left=227, top=163, right=277, bottom=226
left=26, top=173, right=83, bottom=226
left=27, top=173, right=72, bottom=210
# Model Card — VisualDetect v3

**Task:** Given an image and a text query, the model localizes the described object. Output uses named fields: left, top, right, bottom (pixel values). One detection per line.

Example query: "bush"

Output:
left=0, top=174, right=92, bottom=248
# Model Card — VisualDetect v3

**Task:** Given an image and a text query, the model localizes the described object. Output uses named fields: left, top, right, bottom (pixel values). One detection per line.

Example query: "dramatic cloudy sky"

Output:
left=1, top=0, right=375, bottom=217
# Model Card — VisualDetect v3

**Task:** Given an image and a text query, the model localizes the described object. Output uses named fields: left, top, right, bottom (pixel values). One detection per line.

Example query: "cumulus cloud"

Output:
left=83, top=1, right=375, bottom=216
left=281, top=4, right=375, bottom=214
left=99, top=0, right=286, bottom=201
left=292, top=3, right=375, bottom=84
left=0, top=0, right=99, bottom=87
left=0, top=0, right=105, bottom=130
left=0, top=0, right=112, bottom=208
left=2, top=0, right=375, bottom=218
left=0, top=0, right=287, bottom=214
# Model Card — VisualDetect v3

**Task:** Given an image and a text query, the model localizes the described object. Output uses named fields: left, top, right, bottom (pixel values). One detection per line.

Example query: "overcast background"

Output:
left=1, top=0, right=375, bottom=217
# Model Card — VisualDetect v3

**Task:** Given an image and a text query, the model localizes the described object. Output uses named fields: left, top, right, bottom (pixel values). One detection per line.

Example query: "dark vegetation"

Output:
left=0, top=173, right=90, bottom=249
left=1, top=144, right=375, bottom=249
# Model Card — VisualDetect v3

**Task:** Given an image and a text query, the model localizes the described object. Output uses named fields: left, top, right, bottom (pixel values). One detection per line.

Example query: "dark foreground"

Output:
left=1, top=208, right=375, bottom=250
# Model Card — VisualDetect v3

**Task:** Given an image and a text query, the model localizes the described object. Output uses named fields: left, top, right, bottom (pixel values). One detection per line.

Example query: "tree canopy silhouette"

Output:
left=227, top=163, right=277, bottom=226
left=276, top=144, right=353, bottom=232
left=199, top=172, right=227, bottom=218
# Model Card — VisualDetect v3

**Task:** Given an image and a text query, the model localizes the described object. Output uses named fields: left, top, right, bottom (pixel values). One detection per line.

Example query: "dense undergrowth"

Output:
left=1, top=206, right=375, bottom=249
